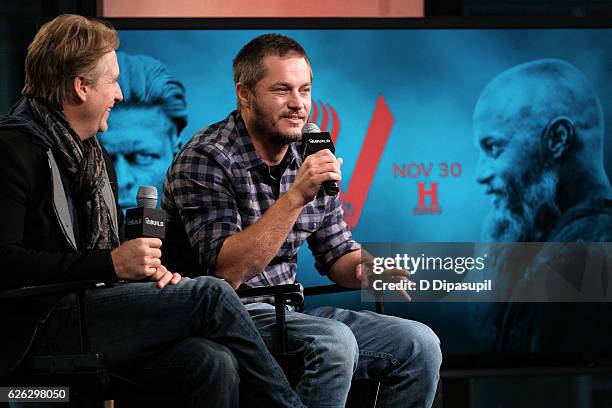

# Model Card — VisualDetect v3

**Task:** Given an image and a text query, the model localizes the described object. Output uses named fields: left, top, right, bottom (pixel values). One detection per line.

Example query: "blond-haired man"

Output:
left=0, top=15, right=304, bottom=407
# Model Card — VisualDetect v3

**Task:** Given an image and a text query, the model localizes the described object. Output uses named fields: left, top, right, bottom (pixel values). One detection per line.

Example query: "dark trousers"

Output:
left=23, top=277, right=304, bottom=408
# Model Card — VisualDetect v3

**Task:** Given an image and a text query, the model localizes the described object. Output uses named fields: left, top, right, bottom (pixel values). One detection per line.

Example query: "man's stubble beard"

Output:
left=250, top=96, right=302, bottom=147
left=482, top=167, right=561, bottom=242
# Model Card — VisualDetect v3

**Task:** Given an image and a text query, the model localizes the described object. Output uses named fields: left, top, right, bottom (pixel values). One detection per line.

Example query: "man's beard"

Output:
left=482, top=168, right=561, bottom=242
left=250, top=97, right=302, bottom=146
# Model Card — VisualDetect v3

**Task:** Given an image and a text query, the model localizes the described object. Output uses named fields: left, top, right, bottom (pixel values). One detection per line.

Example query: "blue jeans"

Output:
left=23, top=277, right=304, bottom=408
left=246, top=303, right=442, bottom=408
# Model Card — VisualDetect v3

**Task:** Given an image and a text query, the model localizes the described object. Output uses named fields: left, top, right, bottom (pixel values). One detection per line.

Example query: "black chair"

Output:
left=0, top=280, right=134, bottom=407
left=0, top=280, right=307, bottom=407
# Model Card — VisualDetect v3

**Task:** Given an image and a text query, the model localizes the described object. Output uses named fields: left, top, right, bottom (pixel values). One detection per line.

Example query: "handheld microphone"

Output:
left=136, top=185, right=157, bottom=209
left=125, top=186, right=166, bottom=240
left=301, top=123, right=339, bottom=196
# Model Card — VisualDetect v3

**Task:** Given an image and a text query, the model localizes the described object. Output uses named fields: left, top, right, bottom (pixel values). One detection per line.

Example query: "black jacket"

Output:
left=0, top=99, right=121, bottom=376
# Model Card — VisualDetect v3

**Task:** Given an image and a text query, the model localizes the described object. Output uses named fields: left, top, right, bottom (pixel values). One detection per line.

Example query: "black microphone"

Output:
left=301, top=123, right=339, bottom=196
left=125, top=186, right=166, bottom=240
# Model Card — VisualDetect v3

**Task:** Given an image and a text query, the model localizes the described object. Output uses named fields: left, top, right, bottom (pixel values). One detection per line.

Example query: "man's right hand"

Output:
left=288, top=149, right=342, bottom=205
left=111, top=237, right=163, bottom=281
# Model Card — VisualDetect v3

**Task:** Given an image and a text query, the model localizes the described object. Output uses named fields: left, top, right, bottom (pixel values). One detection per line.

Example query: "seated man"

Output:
left=0, top=15, right=305, bottom=408
left=164, top=33, right=442, bottom=408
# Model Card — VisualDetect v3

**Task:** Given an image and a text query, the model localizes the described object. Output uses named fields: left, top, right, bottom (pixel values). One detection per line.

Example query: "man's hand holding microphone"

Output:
left=111, top=186, right=181, bottom=288
left=288, top=123, right=342, bottom=205
left=296, top=124, right=413, bottom=301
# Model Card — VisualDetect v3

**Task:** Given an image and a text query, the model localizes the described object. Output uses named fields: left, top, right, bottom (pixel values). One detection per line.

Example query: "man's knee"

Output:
left=312, top=319, right=359, bottom=374
left=135, top=337, right=239, bottom=401
left=189, top=275, right=234, bottom=294
left=184, top=276, right=243, bottom=307
left=394, top=320, right=442, bottom=373
left=203, top=345, right=240, bottom=388
left=181, top=338, right=240, bottom=392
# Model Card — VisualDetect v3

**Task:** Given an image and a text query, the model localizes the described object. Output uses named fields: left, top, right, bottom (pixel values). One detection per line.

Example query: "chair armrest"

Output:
left=303, top=283, right=358, bottom=296
left=236, top=283, right=303, bottom=304
left=0, top=280, right=106, bottom=300
left=0, top=280, right=106, bottom=354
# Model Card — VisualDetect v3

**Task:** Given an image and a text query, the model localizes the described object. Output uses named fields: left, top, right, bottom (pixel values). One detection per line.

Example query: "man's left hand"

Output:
left=150, top=264, right=183, bottom=289
left=356, top=263, right=413, bottom=302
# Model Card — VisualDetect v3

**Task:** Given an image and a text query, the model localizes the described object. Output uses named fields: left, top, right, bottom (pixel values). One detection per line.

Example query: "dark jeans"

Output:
left=24, top=276, right=304, bottom=408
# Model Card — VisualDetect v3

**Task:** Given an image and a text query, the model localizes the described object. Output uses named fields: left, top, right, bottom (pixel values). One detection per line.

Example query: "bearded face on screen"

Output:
left=481, top=163, right=560, bottom=242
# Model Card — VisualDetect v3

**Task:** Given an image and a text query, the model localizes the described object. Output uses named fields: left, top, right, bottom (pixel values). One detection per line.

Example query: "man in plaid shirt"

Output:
left=164, top=34, right=441, bottom=408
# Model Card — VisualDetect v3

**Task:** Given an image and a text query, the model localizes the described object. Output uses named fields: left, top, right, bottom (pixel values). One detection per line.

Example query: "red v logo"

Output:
left=311, top=96, right=394, bottom=229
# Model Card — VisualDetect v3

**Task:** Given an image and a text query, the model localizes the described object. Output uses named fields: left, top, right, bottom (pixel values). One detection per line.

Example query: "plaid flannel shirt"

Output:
left=163, top=111, right=359, bottom=299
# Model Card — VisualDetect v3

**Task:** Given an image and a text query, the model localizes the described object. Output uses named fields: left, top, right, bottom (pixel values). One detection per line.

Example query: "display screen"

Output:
left=107, top=20, right=612, bottom=364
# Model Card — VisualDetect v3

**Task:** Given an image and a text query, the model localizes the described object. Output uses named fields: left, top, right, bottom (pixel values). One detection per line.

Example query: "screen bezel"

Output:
left=107, top=16, right=612, bottom=30
left=109, top=16, right=612, bottom=373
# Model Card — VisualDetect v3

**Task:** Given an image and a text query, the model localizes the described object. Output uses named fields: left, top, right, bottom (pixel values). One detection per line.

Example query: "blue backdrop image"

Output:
left=104, top=27, right=612, bottom=358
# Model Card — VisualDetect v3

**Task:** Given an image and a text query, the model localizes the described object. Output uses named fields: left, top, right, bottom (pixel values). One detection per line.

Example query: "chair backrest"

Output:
left=162, top=219, right=205, bottom=277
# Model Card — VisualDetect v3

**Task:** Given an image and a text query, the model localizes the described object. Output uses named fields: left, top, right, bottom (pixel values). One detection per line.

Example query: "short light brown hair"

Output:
left=233, top=33, right=311, bottom=110
left=23, top=14, right=119, bottom=105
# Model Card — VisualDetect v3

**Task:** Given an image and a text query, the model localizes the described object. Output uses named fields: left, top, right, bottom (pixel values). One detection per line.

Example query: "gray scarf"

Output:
left=28, top=97, right=119, bottom=250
